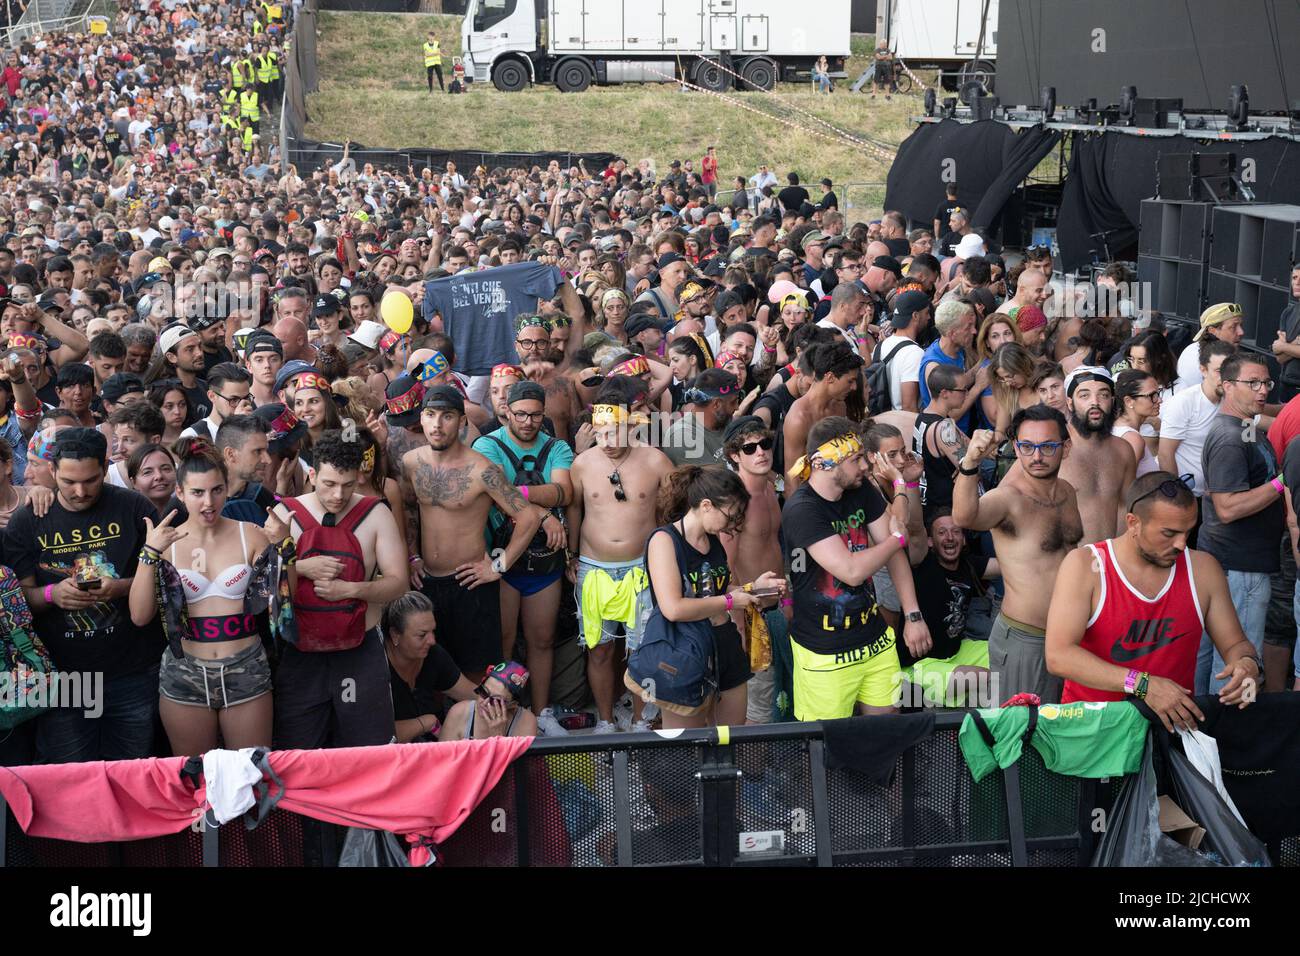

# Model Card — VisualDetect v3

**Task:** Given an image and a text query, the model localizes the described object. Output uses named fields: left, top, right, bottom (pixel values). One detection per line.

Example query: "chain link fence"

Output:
left=841, top=181, right=888, bottom=224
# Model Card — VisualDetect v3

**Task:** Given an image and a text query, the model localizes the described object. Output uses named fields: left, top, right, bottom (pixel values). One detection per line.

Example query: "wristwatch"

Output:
left=905, top=610, right=923, bottom=624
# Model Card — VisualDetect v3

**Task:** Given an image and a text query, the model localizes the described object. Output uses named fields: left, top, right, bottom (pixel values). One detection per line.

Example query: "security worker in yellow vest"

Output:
left=242, top=122, right=254, bottom=153
left=240, top=87, right=261, bottom=134
left=221, top=85, right=239, bottom=118
left=256, top=46, right=274, bottom=103
left=266, top=45, right=282, bottom=103
left=424, top=32, right=444, bottom=93
left=231, top=53, right=256, bottom=90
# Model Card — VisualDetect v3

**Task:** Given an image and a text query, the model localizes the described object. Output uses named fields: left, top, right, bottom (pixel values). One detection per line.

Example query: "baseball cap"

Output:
left=244, top=330, right=284, bottom=358
left=955, top=234, right=987, bottom=259
left=1064, top=365, right=1114, bottom=397
left=273, top=359, right=318, bottom=394
left=507, top=381, right=546, bottom=405
left=625, top=313, right=671, bottom=338
left=179, top=229, right=201, bottom=243
left=148, top=256, right=171, bottom=272
left=252, top=403, right=306, bottom=454
left=101, top=372, right=145, bottom=404
left=871, top=255, right=904, bottom=279
left=800, top=230, right=829, bottom=252
left=890, top=289, right=932, bottom=322
left=348, top=320, right=387, bottom=350
left=159, top=323, right=198, bottom=354
left=722, top=414, right=766, bottom=445
left=656, top=252, right=687, bottom=271
left=1017, top=305, right=1047, bottom=333
left=423, top=384, right=465, bottom=414
left=312, top=294, right=341, bottom=317
left=767, top=279, right=801, bottom=304
left=1193, top=302, right=1243, bottom=341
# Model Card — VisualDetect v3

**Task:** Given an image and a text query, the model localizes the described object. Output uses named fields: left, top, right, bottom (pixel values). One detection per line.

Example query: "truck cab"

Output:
left=462, top=0, right=540, bottom=90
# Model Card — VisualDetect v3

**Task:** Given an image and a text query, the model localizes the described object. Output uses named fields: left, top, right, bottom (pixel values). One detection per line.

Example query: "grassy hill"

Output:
left=306, top=13, right=931, bottom=220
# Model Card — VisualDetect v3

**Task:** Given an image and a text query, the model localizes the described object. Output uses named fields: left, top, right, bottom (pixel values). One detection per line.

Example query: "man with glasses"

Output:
left=954, top=405, right=1084, bottom=701
left=1046, top=471, right=1259, bottom=729
left=181, top=362, right=253, bottom=442
left=1198, top=352, right=1285, bottom=693
left=566, top=379, right=674, bottom=734
left=1059, top=366, right=1135, bottom=544
left=473, top=378, right=573, bottom=737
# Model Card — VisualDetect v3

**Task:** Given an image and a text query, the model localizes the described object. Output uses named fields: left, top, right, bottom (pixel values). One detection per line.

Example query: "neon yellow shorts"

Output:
left=895, top=639, right=991, bottom=707
left=792, top=630, right=899, bottom=720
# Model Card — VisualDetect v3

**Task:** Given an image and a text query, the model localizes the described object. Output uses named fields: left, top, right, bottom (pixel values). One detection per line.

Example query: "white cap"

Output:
left=159, top=323, right=198, bottom=354
left=159, top=216, right=175, bottom=231
left=955, top=234, right=986, bottom=259
left=348, top=320, right=386, bottom=350
left=1064, top=365, right=1114, bottom=397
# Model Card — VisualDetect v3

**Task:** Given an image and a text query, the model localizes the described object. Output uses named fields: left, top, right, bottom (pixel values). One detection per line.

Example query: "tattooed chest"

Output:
left=413, top=462, right=475, bottom=505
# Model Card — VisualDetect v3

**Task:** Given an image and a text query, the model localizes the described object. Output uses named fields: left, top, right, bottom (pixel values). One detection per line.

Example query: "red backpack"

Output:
left=282, top=496, right=382, bottom=652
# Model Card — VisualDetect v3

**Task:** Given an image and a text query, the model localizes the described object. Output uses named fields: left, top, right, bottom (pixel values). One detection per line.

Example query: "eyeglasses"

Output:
left=608, top=471, right=627, bottom=502
left=215, top=391, right=254, bottom=407
left=1129, top=473, right=1194, bottom=510
left=1134, top=390, right=1163, bottom=402
left=1226, top=378, right=1273, bottom=392
left=510, top=409, right=544, bottom=423
left=516, top=338, right=549, bottom=351
left=740, top=436, right=775, bottom=455
left=1013, top=439, right=1064, bottom=458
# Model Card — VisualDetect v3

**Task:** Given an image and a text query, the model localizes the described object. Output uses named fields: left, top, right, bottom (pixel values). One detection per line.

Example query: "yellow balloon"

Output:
left=381, top=291, right=414, bottom=334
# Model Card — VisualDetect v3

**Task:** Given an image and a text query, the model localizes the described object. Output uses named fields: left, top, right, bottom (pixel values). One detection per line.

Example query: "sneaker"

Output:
left=593, top=719, right=618, bottom=736
left=640, top=700, right=661, bottom=722
left=536, top=707, right=569, bottom=737
left=630, top=719, right=654, bottom=733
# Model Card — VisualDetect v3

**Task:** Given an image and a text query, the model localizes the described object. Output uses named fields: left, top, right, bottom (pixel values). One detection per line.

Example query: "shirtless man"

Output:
left=515, top=316, right=579, bottom=443
left=1058, top=366, right=1135, bottom=543
left=953, top=405, right=1084, bottom=702
left=270, top=429, right=409, bottom=749
left=566, top=379, right=674, bottom=733
left=401, top=385, right=545, bottom=675
left=720, top=416, right=792, bottom=724
left=783, top=340, right=863, bottom=492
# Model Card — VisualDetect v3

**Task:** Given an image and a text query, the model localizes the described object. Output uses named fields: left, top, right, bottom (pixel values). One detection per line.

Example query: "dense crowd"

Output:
left=0, top=0, right=1288, bottom=773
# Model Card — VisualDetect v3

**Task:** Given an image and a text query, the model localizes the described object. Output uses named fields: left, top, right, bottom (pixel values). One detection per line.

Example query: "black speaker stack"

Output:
left=1157, top=152, right=1241, bottom=203
left=1138, top=197, right=1300, bottom=349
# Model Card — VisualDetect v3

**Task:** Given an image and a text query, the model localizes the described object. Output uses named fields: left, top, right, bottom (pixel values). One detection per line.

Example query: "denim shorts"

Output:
left=574, top=556, right=652, bottom=650
left=159, top=641, right=272, bottom=710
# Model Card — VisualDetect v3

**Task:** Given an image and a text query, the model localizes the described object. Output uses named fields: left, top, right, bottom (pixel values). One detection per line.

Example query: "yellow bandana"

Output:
left=591, top=404, right=628, bottom=426
left=610, top=355, right=649, bottom=378
left=787, top=433, right=864, bottom=483
left=361, top=445, right=376, bottom=473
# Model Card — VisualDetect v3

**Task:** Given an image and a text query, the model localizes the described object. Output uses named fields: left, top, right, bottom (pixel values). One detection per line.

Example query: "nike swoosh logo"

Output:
left=1110, top=632, right=1189, bottom=663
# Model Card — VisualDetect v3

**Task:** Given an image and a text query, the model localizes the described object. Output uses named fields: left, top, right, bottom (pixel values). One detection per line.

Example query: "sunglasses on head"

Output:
left=1129, top=474, right=1194, bottom=510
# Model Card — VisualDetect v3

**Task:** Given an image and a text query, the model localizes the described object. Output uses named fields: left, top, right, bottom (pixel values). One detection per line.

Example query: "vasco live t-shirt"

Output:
left=423, top=262, right=563, bottom=375
left=782, top=481, right=891, bottom=655
left=4, top=485, right=160, bottom=676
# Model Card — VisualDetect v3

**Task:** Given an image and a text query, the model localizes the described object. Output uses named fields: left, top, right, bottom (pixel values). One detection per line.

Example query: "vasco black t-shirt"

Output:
left=389, top=643, right=462, bottom=723
left=897, top=551, right=990, bottom=668
left=3, top=485, right=161, bottom=676
left=782, top=481, right=890, bottom=654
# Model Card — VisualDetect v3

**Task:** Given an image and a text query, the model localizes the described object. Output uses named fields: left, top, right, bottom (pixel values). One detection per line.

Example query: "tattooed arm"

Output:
left=399, top=451, right=426, bottom=586
left=482, top=462, right=543, bottom=569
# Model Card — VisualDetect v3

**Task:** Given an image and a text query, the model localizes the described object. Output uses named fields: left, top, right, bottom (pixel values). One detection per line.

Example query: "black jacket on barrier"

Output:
left=822, top=711, right=936, bottom=786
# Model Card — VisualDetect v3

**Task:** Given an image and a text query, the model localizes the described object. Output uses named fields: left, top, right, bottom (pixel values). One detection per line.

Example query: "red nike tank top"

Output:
left=1061, top=539, right=1204, bottom=703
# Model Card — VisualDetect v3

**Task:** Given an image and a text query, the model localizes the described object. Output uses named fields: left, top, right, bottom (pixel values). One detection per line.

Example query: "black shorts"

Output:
left=273, top=627, right=394, bottom=750
left=716, top=622, right=753, bottom=693
left=422, top=574, right=502, bottom=678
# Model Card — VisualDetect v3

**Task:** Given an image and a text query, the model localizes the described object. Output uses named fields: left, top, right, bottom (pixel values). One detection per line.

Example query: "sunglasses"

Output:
left=740, top=436, right=775, bottom=455
left=608, top=471, right=627, bottom=502
left=1129, top=473, right=1194, bottom=510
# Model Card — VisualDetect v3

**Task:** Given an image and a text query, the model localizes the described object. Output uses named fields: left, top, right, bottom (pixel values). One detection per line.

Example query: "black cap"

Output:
left=625, top=313, right=671, bottom=338
left=871, top=255, right=903, bottom=279
left=101, top=372, right=145, bottom=403
left=253, top=402, right=307, bottom=454
left=384, top=373, right=425, bottom=428
left=507, top=381, right=546, bottom=405
left=423, top=384, right=465, bottom=413
left=313, top=294, right=341, bottom=317
left=891, top=289, right=933, bottom=322
left=722, top=415, right=766, bottom=445
left=656, top=252, right=687, bottom=271
left=245, top=330, right=283, bottom=357
left=714, top=289, right=746, bottom=315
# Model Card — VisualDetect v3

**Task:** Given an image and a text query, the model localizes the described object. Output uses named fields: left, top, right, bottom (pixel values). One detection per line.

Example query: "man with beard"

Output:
left=514, top=315, right=577, bottom=443
left=566, top=379, right=674, bottom=734
left=954, top=405, right=1084, bottom=701
left=159, top=323, right=211, bottom=424
left=401, top=385, right=544, bottom=676
left=472, top=379, right=571, bottom=736
left=1058, top=366, right=1135, bottom=544
left=215, top=414, right=276, bottom=525
left=1046, top=471, right=1259, bottom=730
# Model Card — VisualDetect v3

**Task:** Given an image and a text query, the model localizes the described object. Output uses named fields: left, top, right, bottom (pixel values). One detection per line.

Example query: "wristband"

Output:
left=892, top=478, right=906, bottom=489
left=1272, top=476, right=1285, bottom=495
left=763, top=346, right=776, bottom=354
left=1135, top=672, right=1150, bottom=700
left=892, top=532, right=907, bottom=550
left=957, top=462, right=980, bottom=476
left=43, top=583, right=53, bottom=604
left=409, top=554, right=422, bottom=565
left=725, top=593, right=734, bottom=611
left=519, top=484, right=529, bottom=500
left=780, top=597, right=793, bottom=608
left=1124, top=668, right=1139, bottom=695
left=905, top=481, right=921, bottom=489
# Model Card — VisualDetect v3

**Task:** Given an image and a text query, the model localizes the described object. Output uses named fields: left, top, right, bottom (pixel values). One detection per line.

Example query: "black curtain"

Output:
left=970, top=125, right=1060, bottom=234
left=1057, top=132, right=1300, bottom=271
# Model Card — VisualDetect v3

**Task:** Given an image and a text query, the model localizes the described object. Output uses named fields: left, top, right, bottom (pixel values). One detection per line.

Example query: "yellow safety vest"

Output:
left=256, top=52, right=273, bottom=83
left=240, top=89, right=260, bottom=120
left=242, top=125, right=254, bottom=150
left=221, top=112, right=240, bottom=131
left=253, top=19, right=264, bottom=34
left=423, top=40, right=441, bottom=68
left=266, top=49, right=280, bottom=81
left=231, top=57, right=255, bottom=88
left=221, top=88, right=238, bottom=114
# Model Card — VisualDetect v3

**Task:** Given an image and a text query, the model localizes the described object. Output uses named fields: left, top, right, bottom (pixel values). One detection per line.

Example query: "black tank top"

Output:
left=912, top=411, right=955, bottom=516
left=655, top=522, right=731, bottom=598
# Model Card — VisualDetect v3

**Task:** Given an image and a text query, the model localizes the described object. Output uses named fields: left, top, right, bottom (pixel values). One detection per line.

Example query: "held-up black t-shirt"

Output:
left=782, top=481, right=890, bottom=654
left=3, top=485, right=160, bottom=676
left=389, top=643, right=462, bottom=723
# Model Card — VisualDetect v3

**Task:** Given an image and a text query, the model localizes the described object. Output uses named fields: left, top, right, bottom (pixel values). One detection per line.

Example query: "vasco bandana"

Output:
left=414, top=350, right=451, bottom=382
left=379, top=330, right=405, bottom=353
left=787, top=433, right=865, bottom=483
left=386, top=380, right=426, bottom=416
left=290, top=372, right=331, bottom=393
left=591, top=404, right=650, bottom=428
left=610, top=355, right=649, bottom=378
left=491, top=363, right=524, bottom=381
left=361, top=445, right=376, bottom=473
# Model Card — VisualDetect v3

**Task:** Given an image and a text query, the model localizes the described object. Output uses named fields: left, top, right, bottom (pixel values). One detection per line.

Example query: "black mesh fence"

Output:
left=0, top=717, right=1293, bottom=868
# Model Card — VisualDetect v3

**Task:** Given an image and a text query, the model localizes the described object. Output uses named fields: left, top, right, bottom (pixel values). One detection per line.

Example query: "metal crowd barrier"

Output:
left=0, top=713, right=1180, bottom=868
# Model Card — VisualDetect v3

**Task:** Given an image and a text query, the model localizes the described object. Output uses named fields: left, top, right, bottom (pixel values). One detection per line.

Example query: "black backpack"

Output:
left=484, top=434, right=566, bottom=576
left=866, top=337, right=921, bottom=416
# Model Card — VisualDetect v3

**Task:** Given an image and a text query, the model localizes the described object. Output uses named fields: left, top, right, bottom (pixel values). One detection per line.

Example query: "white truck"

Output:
left=461, top=0, right=852, bottom=93
left=875, top=0, right=997, bottom=90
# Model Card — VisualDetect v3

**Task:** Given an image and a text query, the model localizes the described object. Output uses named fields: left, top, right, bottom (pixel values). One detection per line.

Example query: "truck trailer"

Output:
left=462, top=0, right=852, bottom=93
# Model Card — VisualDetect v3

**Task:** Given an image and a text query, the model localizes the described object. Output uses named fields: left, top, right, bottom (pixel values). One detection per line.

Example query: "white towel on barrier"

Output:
left=202, top=748, right=265, bottom=825
left=1176, top=727, right=1247, bottom=828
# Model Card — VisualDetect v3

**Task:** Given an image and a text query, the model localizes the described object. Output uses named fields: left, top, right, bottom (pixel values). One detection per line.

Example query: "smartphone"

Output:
left=76, top=578, right=102, bottom=591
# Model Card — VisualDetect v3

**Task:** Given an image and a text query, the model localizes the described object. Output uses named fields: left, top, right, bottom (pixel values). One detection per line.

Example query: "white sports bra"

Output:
left=173, top=522, right=253, bottom=602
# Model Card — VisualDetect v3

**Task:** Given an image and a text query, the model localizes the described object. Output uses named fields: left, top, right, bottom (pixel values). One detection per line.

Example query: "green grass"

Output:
left=307, top=13, right=930, bottom=220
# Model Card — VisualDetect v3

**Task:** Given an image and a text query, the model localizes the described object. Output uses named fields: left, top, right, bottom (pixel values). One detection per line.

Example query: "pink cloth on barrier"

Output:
left=0, top=738, right=534, bottom=855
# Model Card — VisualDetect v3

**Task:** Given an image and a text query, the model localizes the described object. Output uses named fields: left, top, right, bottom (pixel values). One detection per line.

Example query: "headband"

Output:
left=787, top=433, right=864, bottom=483
left=516, top=314, right=552, bottom=333
left=715, top=351, right=741, bottom=369
left=27, top=430, right=56, bottom=463
left=601, top=288, right=629, bottom=307
left=780, top=292, right=808, bottom=313
left=484, top=660, right=530, bottom=701
left=678, top=280, right=707, bottom=304
left=360, top=445, right=376, bottom=473
left=591, top=404, right=628, bottom=426
left=688, top=333, right=714, bottom=368
left=682, top=379, right=740, bottom=404
left=491, top=363, right=524, bottom=381
left=550, top=315, right=572, bottom=329
left=379, top=330, right=404, bottom=353
left=414, top=351, right=451, bottom=382
left=290, top=372, right=331, bottom=394
left=7, top=333, right=42, bottom=351
left=385, top=380, right=426, bottom=416
left=610, top=355, right=649, bottom=378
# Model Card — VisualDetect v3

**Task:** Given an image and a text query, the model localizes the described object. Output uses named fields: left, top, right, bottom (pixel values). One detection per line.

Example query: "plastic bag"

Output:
left=1176, top=727, right=1247, bottom=828
left=1163, top=735, right=1270, bottom=867
left=338, top=828, right=436, bottom=868
left=745, top=605, right=772, bottom=673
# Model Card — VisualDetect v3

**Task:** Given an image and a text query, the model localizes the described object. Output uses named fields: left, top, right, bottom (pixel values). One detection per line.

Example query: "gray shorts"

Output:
left=159, top=641, right=273, bottom=710
left=871, top=568, right=901, bottom=613
left=987, top=613, right=1062, bottom=704
left=574, top=556, right=652, bottom=650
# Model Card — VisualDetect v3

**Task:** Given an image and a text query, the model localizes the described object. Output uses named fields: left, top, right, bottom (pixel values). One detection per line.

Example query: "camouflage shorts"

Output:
left=159, top=641, right=272, bottom=710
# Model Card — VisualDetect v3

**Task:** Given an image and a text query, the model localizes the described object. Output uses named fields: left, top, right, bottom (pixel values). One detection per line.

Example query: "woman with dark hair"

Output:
left=129, top=438, right=273, bottom=755
left=291, top=369, right=343, bottom=471
left=1060, top=319, right=1116, bottom=376
left=1124, top=330, right=1177, bottom=394
left=631, top=465, right=784, bottom=729
left=148, top=379, right=190, bottom=445
left=383, top=591, right=480, bottom=743
left=1112, top=368, right=1161, bottom=477
left=667, top=335, right=711, bottom=410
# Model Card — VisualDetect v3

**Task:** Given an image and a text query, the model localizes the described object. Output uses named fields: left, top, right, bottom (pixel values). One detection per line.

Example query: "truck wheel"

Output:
left=694, top=58, right=731, bottom=93
left=959, top=59, right=995, bottom=94
left=554, top=58, right=592, bottom=93
left=492, top=60, right=529, bottom=92
left=740, top=58, right=776, bottom=92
